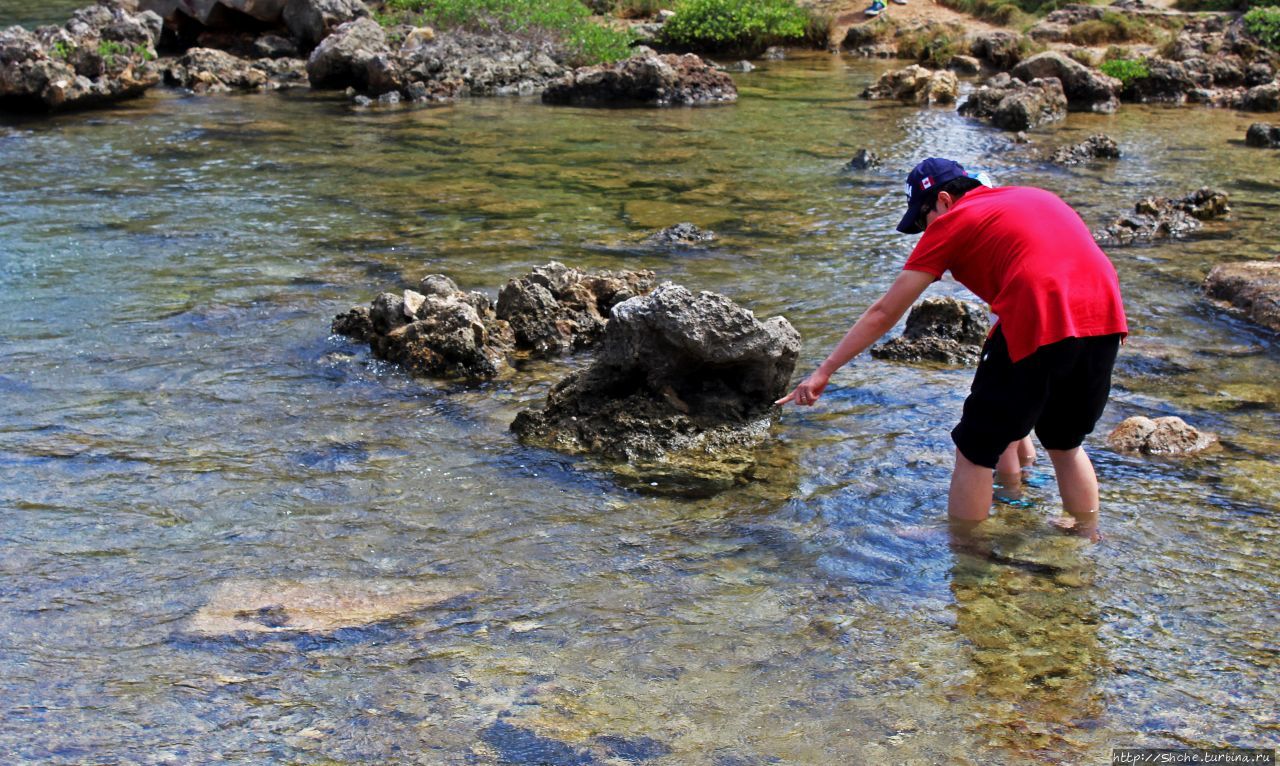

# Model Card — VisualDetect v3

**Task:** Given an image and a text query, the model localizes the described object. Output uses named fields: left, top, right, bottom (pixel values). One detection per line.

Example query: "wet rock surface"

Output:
left=1048, top=133, right=1120, bottom=165
left=959, top=74, right=1068, bottom=131
left=1203, top=260, right=1280, bottom=333
left=0, top=2, right=162, bottom=111
left=1107, top=415, right=1218, bottom=455
left=1245, top=122, right=1280, bottom=148
left=1011, top=51, right=1121, bottom=113
left=541, top=50, right=736, bottom=107
left=332, top=264, right=655, bottom=379
left=844, top=148, right=880, bottom=170
left=163, top=46, right=306, bottom=91
left=511, top=283, right=800, bottom=491
left=186, top=578, right=467, bottom=636
left=860, top=64, right=958, bottom=105
left=644, top=222, right=717, bottom=248
left=1094, top=187, right=1230, bottom=246
left=871, top=297, right=990, bottom=365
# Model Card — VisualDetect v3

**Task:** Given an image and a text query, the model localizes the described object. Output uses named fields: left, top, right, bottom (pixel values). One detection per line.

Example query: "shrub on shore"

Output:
left=1100, top=57, right=1150, bottom=88
left=660, top=0, right=818, bottom=55
left=380, top=0, right=636, bottom=63
left=1244, top=6, right=1280, bottom=50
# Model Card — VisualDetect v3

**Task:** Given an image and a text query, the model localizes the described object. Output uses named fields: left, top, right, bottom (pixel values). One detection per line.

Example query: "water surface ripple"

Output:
left=1, top=56, right=1277, bottom=765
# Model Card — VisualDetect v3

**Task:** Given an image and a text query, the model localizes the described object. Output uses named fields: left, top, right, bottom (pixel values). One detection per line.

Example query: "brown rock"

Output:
left=1107, top=415, right=1217, bottom=455
left=1203, top=261, right=1280, bottom=333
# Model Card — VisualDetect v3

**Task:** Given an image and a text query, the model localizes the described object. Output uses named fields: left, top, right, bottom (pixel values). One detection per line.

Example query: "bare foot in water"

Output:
left=1051, top=515, right=1104, bottom=543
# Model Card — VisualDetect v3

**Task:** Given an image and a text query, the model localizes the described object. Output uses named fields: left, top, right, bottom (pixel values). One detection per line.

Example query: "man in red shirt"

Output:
left=777, top=158, right=1127, bottom=540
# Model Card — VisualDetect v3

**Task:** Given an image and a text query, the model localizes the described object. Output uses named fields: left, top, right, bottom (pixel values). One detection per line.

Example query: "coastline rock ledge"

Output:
left=541, top=49, right=737, bottom=107
left=511, top=283, right=799, bottom=492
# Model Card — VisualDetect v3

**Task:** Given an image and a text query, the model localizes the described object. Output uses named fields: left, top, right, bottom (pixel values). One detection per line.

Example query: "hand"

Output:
left=775, top=370, right=830, bottom=407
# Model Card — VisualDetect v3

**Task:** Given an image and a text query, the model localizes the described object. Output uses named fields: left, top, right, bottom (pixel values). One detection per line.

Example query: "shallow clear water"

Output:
left=1, top=54, right=1277, bottom=765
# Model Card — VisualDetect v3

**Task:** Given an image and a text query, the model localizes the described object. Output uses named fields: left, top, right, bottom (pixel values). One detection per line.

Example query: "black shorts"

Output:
left=951, top=328, right=1122, bottom=468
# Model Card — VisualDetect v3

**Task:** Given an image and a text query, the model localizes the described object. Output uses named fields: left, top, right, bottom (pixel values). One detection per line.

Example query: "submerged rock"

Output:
left=1094, top=187, right=1230, bottom=246
left=1245, top=122, right=1280, bottom=148
left=1048, top=133, right=1120, bottom=165
left=495, top=261, right=656, bottom=358
left=1203, top=260, right=1280, bottom=333
left=959, top=74, right=1068, bottom=131
left=0, top=2, right=162, bottom=112
left=871, top=297, right=990, bottom=365
left=186, top=578, right=466, bottom=635
left=860, top=64, right=958, bottom=105
left=844, top=148, right=880, bottom=170
left=644, top=222, right=717, bottom=248
left=511, top=283, right=800, bottom=490
left=1107, top=415, right=1217, bottom=455
left=541, top=50, right=736, bottom=107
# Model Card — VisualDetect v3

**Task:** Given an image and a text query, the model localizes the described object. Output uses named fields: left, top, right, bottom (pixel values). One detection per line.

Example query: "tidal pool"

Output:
left=1, top=52, right=1277, bottom=764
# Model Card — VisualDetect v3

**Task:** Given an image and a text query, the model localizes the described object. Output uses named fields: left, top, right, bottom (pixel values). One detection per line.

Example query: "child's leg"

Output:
left=948, top=448, right=995, bottom=521
left=1017, top=435, right=1036, bottom=467
left=1047, top=446, right=1101, bottom=538
left=994, top=440, right=1023, bottom=499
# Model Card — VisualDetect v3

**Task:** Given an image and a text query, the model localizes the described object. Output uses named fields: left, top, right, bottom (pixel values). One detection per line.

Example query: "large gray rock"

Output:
left=305, top=16, right=397, bottom=93
left=860, top=64, right=958, bottom=105
left=1048, top=133, right=1120, bottom=165
left=1203, top=261, right=1280, bottom=333
left=1011, top=51, right=1121, bottom=113
left=140, top=0, right=286, bottom=25
left=511, top=283, right=800, bottom=491
left=871, top=297, right=990, bottom=365
left=542, top=50, right=736, bottom=107
left=1107, top=416, right=1217, bottom=456
left=1094, top=188, right=1230, bottom=246
left=397, top=29, right=566, bottom=99
left=283, top=0, right=368, bottom=49
left=495, top=261, right=656, bottom=358
left=0, top=4, right=162, bottom=111
left=959, top=73, right=1068, bottom=131
left=1241, top=81, right=1280, bottom=112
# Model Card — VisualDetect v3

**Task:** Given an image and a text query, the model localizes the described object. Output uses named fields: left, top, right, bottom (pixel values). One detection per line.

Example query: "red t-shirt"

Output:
left=903, top=185, right=1128, bottom=363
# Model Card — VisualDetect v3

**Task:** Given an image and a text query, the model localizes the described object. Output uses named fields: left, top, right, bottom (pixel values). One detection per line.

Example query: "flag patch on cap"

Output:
left=921, top=177, right=933, bottom=190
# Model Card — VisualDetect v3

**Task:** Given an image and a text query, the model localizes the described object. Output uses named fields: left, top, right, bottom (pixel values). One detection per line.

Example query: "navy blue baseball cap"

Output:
left=896, top=157, right=970, bottom=234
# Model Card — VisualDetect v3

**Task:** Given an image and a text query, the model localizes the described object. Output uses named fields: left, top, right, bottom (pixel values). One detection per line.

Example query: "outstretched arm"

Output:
left=776, top=269, right=935, bottom=406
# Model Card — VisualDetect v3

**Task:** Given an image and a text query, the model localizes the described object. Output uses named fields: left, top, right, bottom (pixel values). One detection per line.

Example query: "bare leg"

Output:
left=948, top=448, right=995, bottom=522
left=1047, top=446, right=1102, bottom=541
left=1017, top=435, right=1036, bottom=467
left=995, top=441, right=1023, bottom=500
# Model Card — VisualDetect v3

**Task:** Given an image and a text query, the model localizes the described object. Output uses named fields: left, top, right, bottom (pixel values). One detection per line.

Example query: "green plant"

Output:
left=1066, top=46, right=1099, bottom=66
left=1100, top=57, right=1150, bottom=87
left=1244, top=6, right=1280, bottom=50
left=97, top=39, right=131, bottom=68
left=381, top=0, right=636, bottom=64
left=50, top=40, right=74, bottom=60
left=660, top=0, right=813, bottom=55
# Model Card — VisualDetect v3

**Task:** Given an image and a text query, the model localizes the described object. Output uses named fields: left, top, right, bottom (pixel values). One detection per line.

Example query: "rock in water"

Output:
left=541, top=50, right=736, bottom=106
left=860, top=64, right=959, bottom=105
left=511, top=283, right=800, bottom=491
left=958, top=73, right=1068, bottom=131
left=0, top=3, right=162, bottom=112
left=1094, top=188, right=1230, bottom=246
left=644, top=222, right=717, bottom=248
left=1245, top=123, right=1280, bottom=148
left=871, top=297, right=990, bottom=365
left=495, top=261, right=656, bottom=358
left=1011, top=51, right=1121, bottom=113
left=1107, top=416, right=1217, bottom=455
left=332, top=264, right=655, bottom=379
left=1203, top=260, right=1280, bottom=333
left=1048, top=133, right=1120, bottom=165
left=186, top=579, right=467, bottom=635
